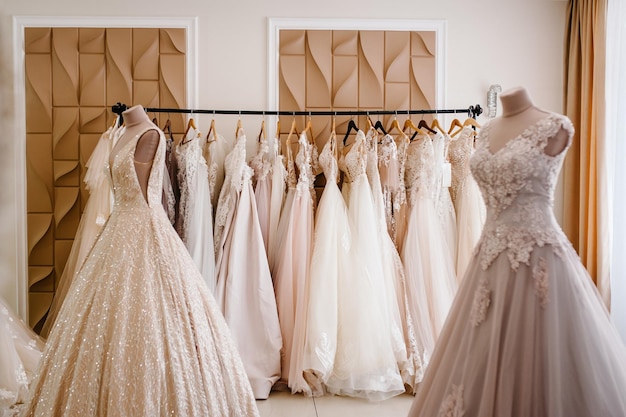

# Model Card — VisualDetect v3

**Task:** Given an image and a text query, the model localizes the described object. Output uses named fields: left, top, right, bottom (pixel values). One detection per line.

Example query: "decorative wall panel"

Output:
left=24, top=27, right=187, bottom=330
left=279, top=29, right=436, bottom=147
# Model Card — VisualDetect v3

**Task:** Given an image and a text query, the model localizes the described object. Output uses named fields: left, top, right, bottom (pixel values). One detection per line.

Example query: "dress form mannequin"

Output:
left=112, top=104, right=159, bottom=201
left=487, top=87, right=569, bottom=156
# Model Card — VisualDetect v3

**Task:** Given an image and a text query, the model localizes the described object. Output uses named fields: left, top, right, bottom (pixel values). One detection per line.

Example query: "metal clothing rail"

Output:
left=112, top=103, right=483, bottom=119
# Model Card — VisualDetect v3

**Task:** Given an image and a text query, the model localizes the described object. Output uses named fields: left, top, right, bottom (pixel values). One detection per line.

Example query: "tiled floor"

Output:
left=256, top=391, right=414, bottom=417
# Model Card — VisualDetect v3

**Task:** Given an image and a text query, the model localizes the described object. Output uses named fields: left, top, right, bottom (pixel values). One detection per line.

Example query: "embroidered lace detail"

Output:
left=339, top=130, right=368, bottom=184
left=438, top=384, right=466, bottom=417
left=405, top=133, right=436, bottom=205
left=470, top=114, right=575, bottom=270
left=470, top=277, right=491, bottom=326
left=214, top=131, right=248, bottom=255
left=378, top=134, right=403, bottom=243
left=174, top=128, right=203, bottom=243
left=448, top=127, right=475, bottom=206
left=250, top=139, right=271, bottom=186
left=533, top=257, right=549, bottom=308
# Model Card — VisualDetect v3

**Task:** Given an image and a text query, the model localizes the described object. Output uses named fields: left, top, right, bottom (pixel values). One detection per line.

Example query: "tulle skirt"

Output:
left=408, top=243, right=626, bottom=417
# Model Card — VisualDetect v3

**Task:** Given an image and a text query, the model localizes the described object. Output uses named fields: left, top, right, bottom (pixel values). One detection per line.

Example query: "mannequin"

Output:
left=487, top=86, right=569, bottom=156
left=112, top=104, right=159, bottom=201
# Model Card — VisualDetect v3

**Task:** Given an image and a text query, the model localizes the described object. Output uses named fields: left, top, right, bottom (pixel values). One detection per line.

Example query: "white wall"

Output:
left=0, top=0, right=568, bottom=314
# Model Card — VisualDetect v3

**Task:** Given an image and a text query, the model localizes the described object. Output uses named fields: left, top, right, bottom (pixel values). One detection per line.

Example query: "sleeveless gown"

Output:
left=20, top=127, right=259, bottom=417
left=408, top=114, right=626, bottom=417
left=213, top=130, right=282, bottom=400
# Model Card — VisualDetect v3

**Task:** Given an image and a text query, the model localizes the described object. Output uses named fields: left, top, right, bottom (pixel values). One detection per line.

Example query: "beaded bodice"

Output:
left=469, top=113, right=574, bottom=270
left=405, top=134, right=436, bottom=203
left=319, top=132, right=339, bottom=185
left=110, top=127, right=165, bottom=212
left=448, top=126, right=476, bottom=205
left=339, top=130, right=367, bottom=183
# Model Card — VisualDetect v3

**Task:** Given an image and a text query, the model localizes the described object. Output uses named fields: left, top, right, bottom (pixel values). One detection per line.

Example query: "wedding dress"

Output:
left=272, top=133, right=315, bottom=391
left=40, top=120, right=122, bottom=338
left=0, top=297, right=44, bottom=412
left=432, top=130, right=458, bottom=264
left=174, top=126, right=216, bottom=291
left=327, top=129, right=404, bottom=400
left=408, top=114, right=626, bottom=417
left=250, top=136, right=272, bottom=253
left=266, top=137, right=287, bottom=269
left=449, top=125, right=487, bottom=280
left=213, top=130, right=282, bottom=400
left=402, top=133, right=458, bottom=340
left=20, top=127, right=259, bottom=417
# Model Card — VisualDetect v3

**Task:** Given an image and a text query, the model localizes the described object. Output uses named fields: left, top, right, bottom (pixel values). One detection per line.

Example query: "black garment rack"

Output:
left=112, top=103, right=483, bottom=119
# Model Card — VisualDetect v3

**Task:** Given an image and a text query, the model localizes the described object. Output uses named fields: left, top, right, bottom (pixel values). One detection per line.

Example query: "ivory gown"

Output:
left=20, top=127, right=259, bottom=417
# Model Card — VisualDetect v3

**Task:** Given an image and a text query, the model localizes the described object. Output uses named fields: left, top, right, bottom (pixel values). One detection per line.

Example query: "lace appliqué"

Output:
left=470, top=277, right=491, bottom=326
left=533, top=257, right=549, bottom=308
left=438, top=384, right=466, bottom=417
left=471, top=114, right=575, bottom=271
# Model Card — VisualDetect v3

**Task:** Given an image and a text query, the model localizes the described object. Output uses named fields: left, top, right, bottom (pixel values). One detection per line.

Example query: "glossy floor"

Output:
left=257, top=391, right=414, bottom=417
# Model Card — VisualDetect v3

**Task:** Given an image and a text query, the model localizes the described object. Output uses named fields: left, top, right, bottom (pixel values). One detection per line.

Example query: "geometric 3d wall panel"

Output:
left=279, top=30, right=436, bottom=147
left=24, top=27, right=186, bottom=331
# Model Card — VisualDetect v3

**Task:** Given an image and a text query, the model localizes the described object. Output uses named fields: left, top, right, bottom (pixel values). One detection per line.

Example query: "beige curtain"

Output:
left=563, top=0, right=610, bottom=308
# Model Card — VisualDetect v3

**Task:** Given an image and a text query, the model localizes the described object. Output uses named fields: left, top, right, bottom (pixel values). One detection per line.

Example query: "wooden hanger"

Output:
left=387, top=116, right=409, bottom=143
left=181, top=117, right=197, bottom=144
left=463, top=117, right=481, bottom=129
left=448, top=118, right=463, bottom=135
left=258, top=119, right=267, bottom=143
left=206, top=118, right=217, bottom=143
left=302, top=115, right=314, bottom=144
left=235, top=117, right=243, bottom=138
left=161, top=118, right=174, bottom=142
left=285, top=117, right=299, bottom=153
left=402, top=117, right=427, bottom=139
left=431, top=118, right=444, bottom=132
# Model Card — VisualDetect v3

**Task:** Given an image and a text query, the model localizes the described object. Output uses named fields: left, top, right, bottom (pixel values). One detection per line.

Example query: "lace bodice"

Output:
left=250, top=138, right=271, bottom=185
left=448, top=126, right=476, bottom=205
left=339, top=130, right=367, bottom=183
left=470, top=113, right=574, bottom=270
left=110, top=127, right=165, bottom=212
left=295, top=133, right=315, bottom=191
left=405, top=133, right=436, bottom=203
left=319, top=132, right=339, bottom=184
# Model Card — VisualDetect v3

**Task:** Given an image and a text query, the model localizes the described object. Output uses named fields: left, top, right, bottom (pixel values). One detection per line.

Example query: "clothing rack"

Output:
left=111, top=103, right=483, bottom=119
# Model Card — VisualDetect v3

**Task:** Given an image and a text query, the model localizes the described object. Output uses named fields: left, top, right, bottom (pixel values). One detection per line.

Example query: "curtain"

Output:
left=562, top=0, right=610, bottom=308
left=606, top=0, right=626, bottom=341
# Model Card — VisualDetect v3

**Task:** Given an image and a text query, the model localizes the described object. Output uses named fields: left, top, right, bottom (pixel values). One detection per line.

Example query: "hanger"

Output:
left=417, top=119, right=437, bottom=134
left=374, top=119, right=387, bottom=135
left=431, top=117, right=444, bottom=132
left=302, top=114, right=314, bottom=144
left=235, top=115, right=243, bottom=138
left=462, top=117, right=481, bottom=129
left=387, top=114, right=409, bottom=143
left=366, top=114, right=374, bottom=131
left=343, top=118, right=360, bottom=145
left=258, top=118, right=267, bottom=143
left=448, top=118, right=463, bottom=135
left=402, top=117, right=427, bottom=140
left=206, top=118, right=217, bottom=143
left=285, top=116, right=299, bottom=153
left=181, top=116, right=197, bottom=144
left=161, top=118, right=174, bottom=142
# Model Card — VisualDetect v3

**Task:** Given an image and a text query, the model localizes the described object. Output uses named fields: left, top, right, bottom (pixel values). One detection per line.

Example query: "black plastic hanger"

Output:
left=343, top=119, right=360, bottom=145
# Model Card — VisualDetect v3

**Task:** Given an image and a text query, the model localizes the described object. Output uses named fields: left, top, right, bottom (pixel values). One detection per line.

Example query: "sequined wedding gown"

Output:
left=408, top=114, right=626, bottom=417
left=20, top=127, right=259, bottom=417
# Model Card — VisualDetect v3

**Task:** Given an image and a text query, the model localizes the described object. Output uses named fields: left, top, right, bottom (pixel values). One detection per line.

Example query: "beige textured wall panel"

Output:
left=385, top=32, right=410, bottom=83
left=26, top=133, right=53, bottom=213
left=54, top=160, right=80, bottom=187
left=79, top=107, right=107, bottom=134
left=358, top=31, right=384, bottom=109
left=333, top=31, right=358, bottom=55
left=27, top=213, right=53, bottom=264
left=25, top=55, right=52, bottom=133
left=52, top=28, right=79, bottom=106
left=159, top=54, right=185, bottom=108
left=28, top=293, right=53, bottom=329
left=79, top=28, right=105, bottom=54
left=30, top=273, right=54, bottom=292
left=385, top=83, right=411, bottom=129
left=160, top=28, right=185, bottom=54
left=279, top=55, right=306, bottom=111
left=134, top=80, right=159, bottom=108
left=410, top=57, right=435, bottom=110
left=332, top=56, right=358, bottom=108
left=79, top=54, right=106, bottom=106
left=280, top=30, right=305, bottom=54
left=54, top=241, right=73, bottom=286
left=54, top=187, right=80, bottom=239
left=25, top=28, right=51, bottom=53
left=133, top=28, right=159, bottom=80
left=411, top=31, right=435, bottom=57
left=106, top=28, right=133, bottom=106
left=305, top=31, right=332, bottom=109
left=28, top=266, right=54, bottom=289
left=52, top=107, right=79, bottom=159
